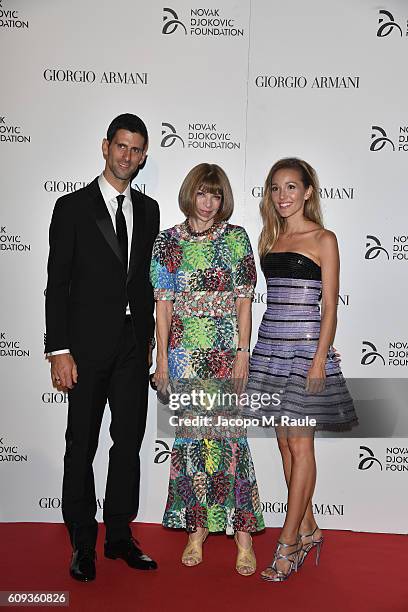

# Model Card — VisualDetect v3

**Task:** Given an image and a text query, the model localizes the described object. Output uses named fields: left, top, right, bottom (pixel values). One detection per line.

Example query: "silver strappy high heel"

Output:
left=297, top=526, right=323, bottom=568
left=261, top=540, right=299, bottom=582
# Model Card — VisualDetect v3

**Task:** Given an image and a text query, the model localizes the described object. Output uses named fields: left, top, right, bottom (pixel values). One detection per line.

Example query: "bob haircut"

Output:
left=178, top=163, right=234, bottom=221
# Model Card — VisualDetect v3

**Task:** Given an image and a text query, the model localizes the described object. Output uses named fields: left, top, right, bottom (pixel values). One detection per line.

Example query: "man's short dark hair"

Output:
left=106, top=113, right=148, bottom=146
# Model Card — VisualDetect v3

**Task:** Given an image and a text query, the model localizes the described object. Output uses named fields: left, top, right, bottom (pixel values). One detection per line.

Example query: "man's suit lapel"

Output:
left=127, top=189, right=146, bottom=283
left=88, top=179, right=123, bottom=265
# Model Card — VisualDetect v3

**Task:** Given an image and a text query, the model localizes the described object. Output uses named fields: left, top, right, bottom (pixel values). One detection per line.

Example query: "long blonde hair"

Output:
left=259, top=158, right=323, bottom=258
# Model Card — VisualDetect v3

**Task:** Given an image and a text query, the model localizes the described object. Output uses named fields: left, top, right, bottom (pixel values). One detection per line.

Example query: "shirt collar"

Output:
left=98, top=173, right=132, bottom=206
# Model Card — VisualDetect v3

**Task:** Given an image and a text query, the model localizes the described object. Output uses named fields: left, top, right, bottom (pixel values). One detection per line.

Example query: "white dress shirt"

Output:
left=47, top=173, right=133, bottom=356
left=98, top=173, right=133, bottom=267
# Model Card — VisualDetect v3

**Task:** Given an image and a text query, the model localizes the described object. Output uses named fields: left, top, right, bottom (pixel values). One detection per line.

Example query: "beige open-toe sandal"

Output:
left=234, top=534, right=256, bottom=576
left=181, top=529, right=209, bottom=567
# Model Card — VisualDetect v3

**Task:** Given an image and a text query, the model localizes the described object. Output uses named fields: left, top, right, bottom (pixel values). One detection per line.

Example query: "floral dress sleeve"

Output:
left=150, top=230, right=179, bottom=301
left=225, top=226, right=257, bottom=299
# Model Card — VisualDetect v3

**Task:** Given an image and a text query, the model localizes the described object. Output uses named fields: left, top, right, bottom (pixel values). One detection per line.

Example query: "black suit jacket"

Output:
left=45, top=178, right=159, bottom=362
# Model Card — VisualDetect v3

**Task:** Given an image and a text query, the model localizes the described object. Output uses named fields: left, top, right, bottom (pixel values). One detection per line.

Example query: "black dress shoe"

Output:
left=104, top=537, right=157, bottom=570
left=69, top=546, right=96, bottom=582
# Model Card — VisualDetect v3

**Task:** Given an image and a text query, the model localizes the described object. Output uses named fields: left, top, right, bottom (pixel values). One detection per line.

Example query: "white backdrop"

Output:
left=1, top=0, right=407, bottom=533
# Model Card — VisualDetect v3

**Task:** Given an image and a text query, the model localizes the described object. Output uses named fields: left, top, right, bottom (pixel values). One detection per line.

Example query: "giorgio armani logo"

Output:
left=39, top=497, right=104, bottom=509
left=370, top=126, right=395, bottom=151
left=358, top=446, right=383, bottom=470
left=337, top=294, right=350, bottom=307
left=43, top=69, right=148, bottom=86
left=376, top=10, right=403, bottom=37
left=262, top=501, right=344, bottom=516
left=251, top=186, right=354, bottom=200
left=154, top=439, right=171, bottom=463
left=162, top=7, right=187, bottom=35
left=42, top=392, right=68, bottom=404
left=44, top=180, right=87, bottom=193
left=319, top=187, right=355, bottom=200
left=43, top=179, right=147, bottom=196
left=255, top=75, right=360, bottom=89
left=131, top=182, right=146, bottom=194
left=161, top=122, right=185, bottom=148
left=39, top=497, right=62, bottom=509
left=254, top=290, right=349, bottom=307
left=361, top=341, right=386, bottom=366
left=253, top=291, right=267, bottom=305
left=365, top=235, right=390, bottom=260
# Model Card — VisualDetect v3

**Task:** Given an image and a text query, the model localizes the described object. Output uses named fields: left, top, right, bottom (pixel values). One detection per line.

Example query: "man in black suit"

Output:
left=45, top=114, right=159, bottom=581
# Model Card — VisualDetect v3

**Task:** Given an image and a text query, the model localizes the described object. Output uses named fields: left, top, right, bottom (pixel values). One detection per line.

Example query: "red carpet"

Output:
left=0, top=523, right=406, bottom=612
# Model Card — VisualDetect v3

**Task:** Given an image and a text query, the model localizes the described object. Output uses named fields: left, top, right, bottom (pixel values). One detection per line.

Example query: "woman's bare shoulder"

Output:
left=316, top=228, right=338, bottom=246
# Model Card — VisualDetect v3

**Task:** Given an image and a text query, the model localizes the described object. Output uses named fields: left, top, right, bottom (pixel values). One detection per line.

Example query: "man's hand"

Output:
left=151, top=357, right=169, bottom=394
left=49, top=354, right=78, bottom=390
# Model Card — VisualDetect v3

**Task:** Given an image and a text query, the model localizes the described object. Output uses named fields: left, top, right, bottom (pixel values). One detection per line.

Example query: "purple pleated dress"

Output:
left=248, top=252, right=357, bottom=430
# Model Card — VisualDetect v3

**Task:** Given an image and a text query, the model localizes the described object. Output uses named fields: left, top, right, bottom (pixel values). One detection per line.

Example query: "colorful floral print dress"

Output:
left=150, top=220, right=265, bottom=534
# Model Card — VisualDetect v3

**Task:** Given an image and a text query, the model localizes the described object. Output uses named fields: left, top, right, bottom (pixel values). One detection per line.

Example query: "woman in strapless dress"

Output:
left=247, top=157, right=357, bottom=582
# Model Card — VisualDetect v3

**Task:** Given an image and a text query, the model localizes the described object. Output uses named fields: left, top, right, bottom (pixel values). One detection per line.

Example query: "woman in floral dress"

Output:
left=151, top=163, right=264, bottom=575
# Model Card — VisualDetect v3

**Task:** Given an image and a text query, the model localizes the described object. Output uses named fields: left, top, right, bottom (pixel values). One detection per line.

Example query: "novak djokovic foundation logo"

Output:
left=0, top=1, right=29, bottom=29
left=262, top=501, right=344, bottom=516
left=0, top=225, right=31, bottom=252
left=251, top=186, right=354, bottom=200
left=359, top=445, right=408, bottom=473
left=0, top=332, right=30, bottom=357
left=361, top=340, right=408, bottom=367
left=162, top=7, right=244, bottom=37
left=0, top=115, right=31, bottom=143
left=365, top=234, right=408, bottom=261
left=370, top=125, right=408, bottom=152
left=154, top=440, right=171, bottom=464
left=358, top=446, right=383, bottom=470
left=376, top=9, right=408, bottom=37
left=0, top=435, right=28, bottom=462
left=161, top=123, right=185, bottom=148
left=43, top=68, right=148, bottom=85
left=161, top=121, right=241, bottom=150
left=255, top=75, right=360, bottom=89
